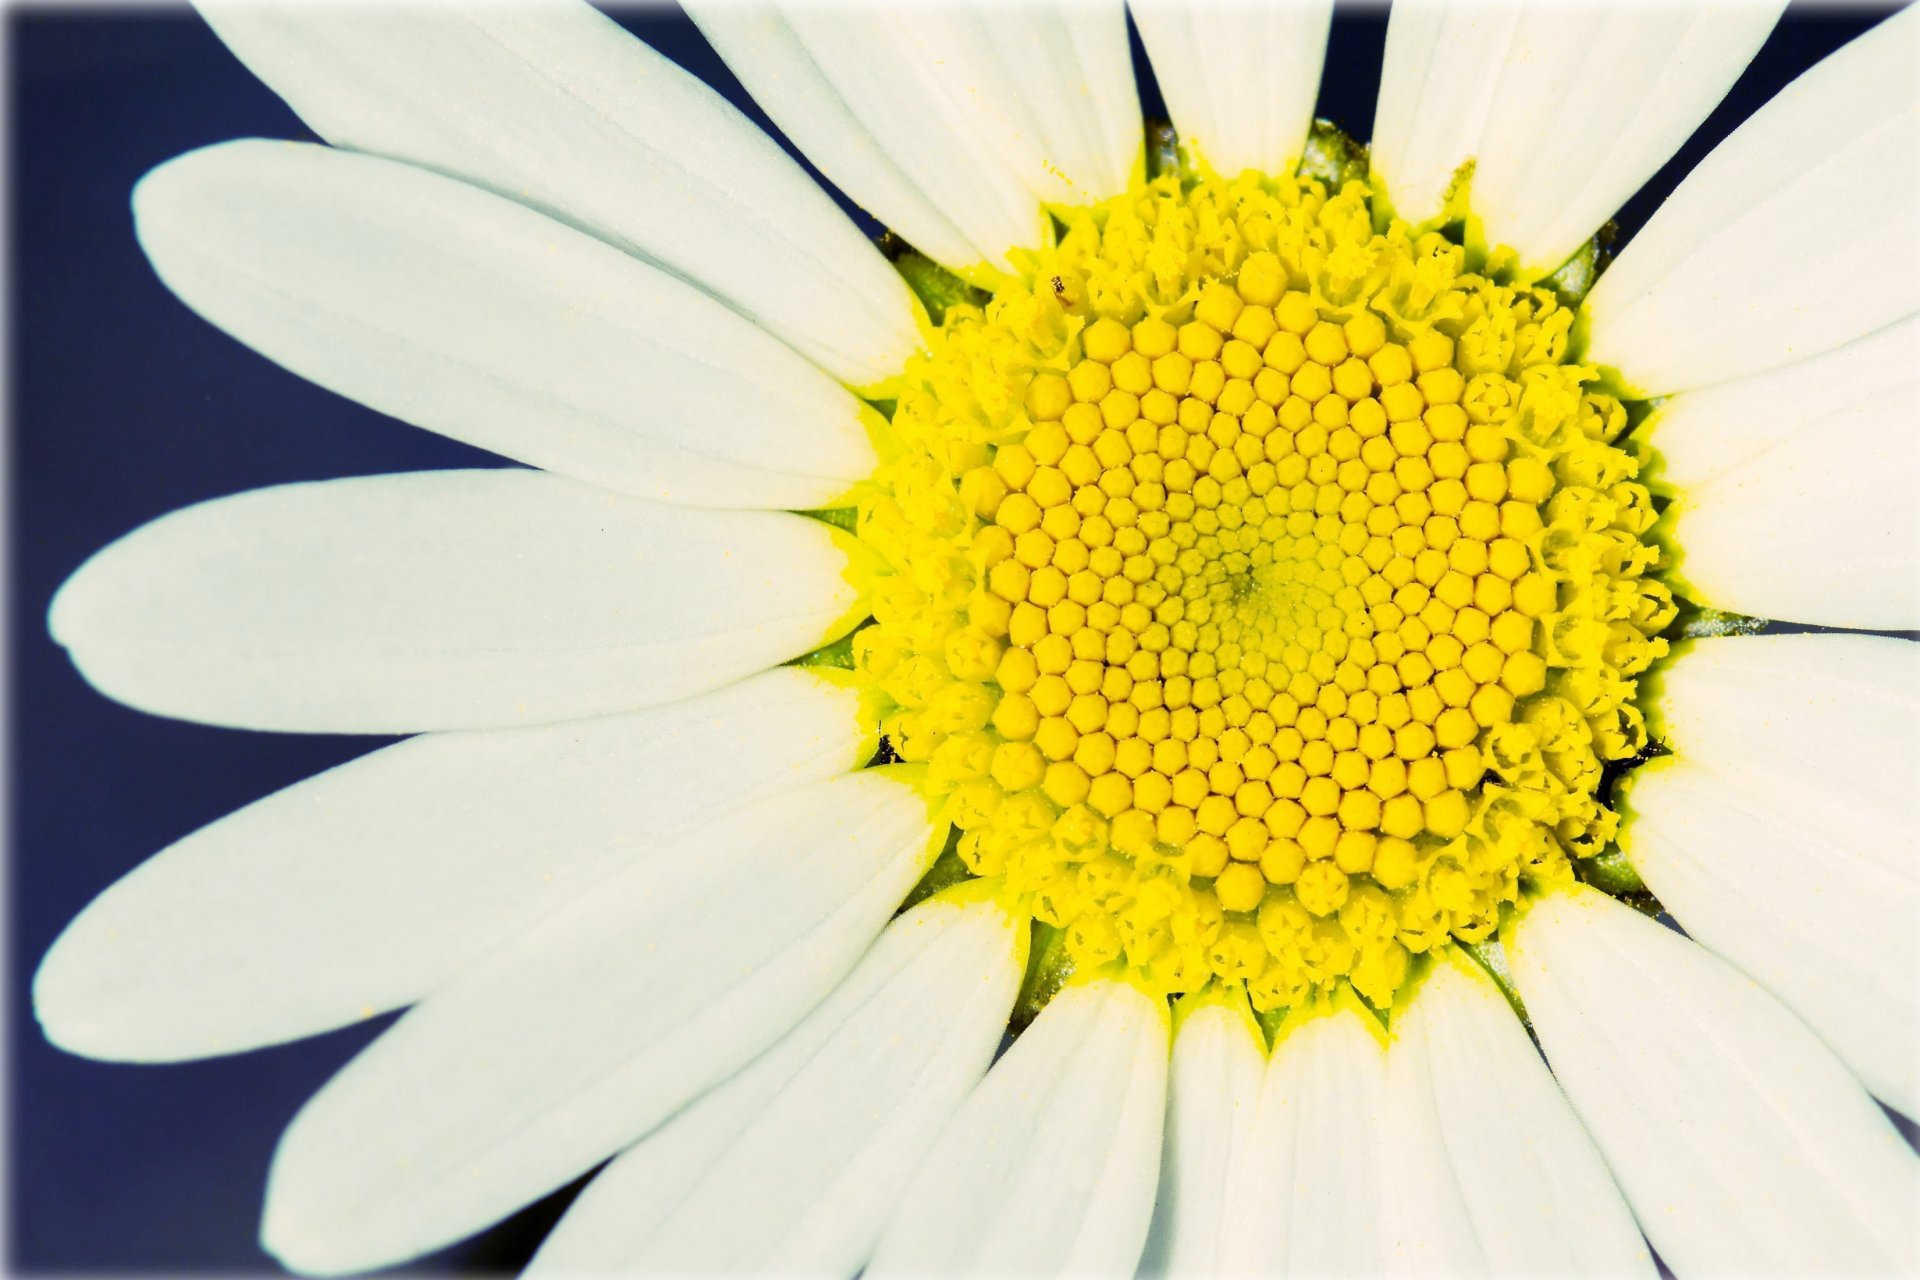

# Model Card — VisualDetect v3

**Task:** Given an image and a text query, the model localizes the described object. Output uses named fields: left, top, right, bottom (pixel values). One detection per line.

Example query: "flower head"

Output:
left=857, top=162, right=1671, bottom=1016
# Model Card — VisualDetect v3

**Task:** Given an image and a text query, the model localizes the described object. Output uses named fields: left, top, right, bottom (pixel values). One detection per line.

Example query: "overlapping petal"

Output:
left=529, top=891, right=1024, bottom=1276
left=1388, top=953, right=1653, bottom=1276
left=1138, top=988, right=1265, bottom=1277
left=33, top=669, right=871, bottom=1062
left=1646, top=315, right=1918, bottom=491
left=136, top=141, right=879, bottom=508
left=689, top=0, right=1139, bottom=275
left=1585, top=4, right=1920, bottom=394
left=1651, top=316, right=1919, bottom=629
left=683, top=5, right=976, bottom=271
left=261, top=770, right=941, bottom=1275
left=866, top=978, right=1168, bottom=1277
left=1217, top=1006, right=1393, bottom=1275
left=1373, top=0, right=1779, bottom=275
left=195, top=0, right=918, bottom=384
left=1627, top=634, right=1920, bottom=1116
left=1131, top=0, right=1332, bottom=180
left=1511, top=887, right=1920, bottom=1275
left=50, top=470, right=862, bottom=733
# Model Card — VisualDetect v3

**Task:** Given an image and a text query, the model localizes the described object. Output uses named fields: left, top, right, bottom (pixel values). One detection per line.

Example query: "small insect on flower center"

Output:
left=853, top=167, right=1671, bottom=1012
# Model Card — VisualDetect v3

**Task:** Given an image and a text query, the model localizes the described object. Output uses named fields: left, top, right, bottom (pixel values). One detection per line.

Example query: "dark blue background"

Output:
left=7, top=3, right=1900, bottom=1272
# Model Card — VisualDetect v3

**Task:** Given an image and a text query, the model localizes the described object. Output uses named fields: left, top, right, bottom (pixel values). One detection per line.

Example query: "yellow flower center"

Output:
left=851, top=165, right=1671, bottom=1011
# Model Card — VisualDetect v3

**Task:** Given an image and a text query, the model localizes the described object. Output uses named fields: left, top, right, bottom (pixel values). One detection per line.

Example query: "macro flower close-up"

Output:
left=15, top=0, right=1920, bottom=1274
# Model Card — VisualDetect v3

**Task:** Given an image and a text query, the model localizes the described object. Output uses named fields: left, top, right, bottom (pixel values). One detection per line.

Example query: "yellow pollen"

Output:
left=851, top=165, right=1672, bottom=1012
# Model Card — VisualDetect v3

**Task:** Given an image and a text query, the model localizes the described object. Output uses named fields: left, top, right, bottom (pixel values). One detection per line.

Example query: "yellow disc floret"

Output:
left=852, top=168, right=1671, bottom=1011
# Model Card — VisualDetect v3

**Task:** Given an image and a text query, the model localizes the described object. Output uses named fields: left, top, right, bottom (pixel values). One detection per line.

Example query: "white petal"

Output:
left=195, top=0, right=918, bottom=385
left=1584, top=4, right=1920, bottom=394
left=956, top=1, right=1140, bottom=205
left=1130, top=0, right=1332, bottom=179
left=49, top=470, right=861, bottom=733
left=1509, top=886, right=1920, bottom=1275
left=136, top=141, right=878, bottom=508
left=1138, top=989, right=1266, bottom=1278
left=686, top=5, right=980, bottom=273
left=1219, top=1006, right=1393, bottom=1276
left=708, top=3, right=1039, bottom=274
left=866, top=978, right=1169, bottom=1278
left=1377, top=1, right=1778, bottom=273
left=1655, top=333, right=1920, bottom=628
left=260, top=769, right=940, bottom=1276
left=1627, top=633, right=1920, bottom=1115
left=1647, top=312, right=1920, bottom=491
left=529, top=890, right=1025, bottom=1277
left=690, top=1, right=1139, bottom=275
left=32, top=669, right=870, bottom=1063
left=1389, top=952, right=1654, bottom=1277
left=1646, top=634, right=1920, bottom=878
left=1371, top=1, right=1520, bottom=228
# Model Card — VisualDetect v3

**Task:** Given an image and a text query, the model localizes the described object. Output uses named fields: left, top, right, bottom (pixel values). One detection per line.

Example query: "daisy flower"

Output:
left=31, top=0, right=1920, bottom=1274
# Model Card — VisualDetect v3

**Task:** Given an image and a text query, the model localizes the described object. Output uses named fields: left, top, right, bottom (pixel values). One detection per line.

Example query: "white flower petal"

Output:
left=1584, top=4, right=1920, bottom=394
left=1626, top=763, right=1920, bottom=1122
left=194, top=0, right=918, bottom=384
left=1371, top=1, right=1519, bottom=228
left=1627, top=633, right=1920, bottom=1115
left=1131, top=0, right=1332, bottom=179
left=690, top=1, right=1139, bottom=275
left=1645, top=634, right=1919, bottom=878
left=685, top=5, right=980, bottom=273
left=32, top=669, right=870, bottom=1063
left=49, top=470, right=861, bottom=734
left=260, top=769, right=940, bottom=1276
left=957, top=1, right=1139, bottom=206
left=1389, top=952, right=1654, bottom=1277
left=703, top=3, right=1036, bottom=274
left=1380, top=1, right=1777, bottom=273
left=1655, top=336, right=1920, bottom=628
left=529, top=891, right=1024, bottom=1277
left=1509, top=886, right=1920, bottom=1275
left=1219, top=1006, right=1392, bottom=1276
left=1647, top=312, right=1919, bottom=492
left=866, top=978, right=1169, bottom=1278
left=136, top=140, right=878, bottom=508
left=1476, top=3, right=1781, bottom=276
left=1138, top=990, right=1265, bottom=1278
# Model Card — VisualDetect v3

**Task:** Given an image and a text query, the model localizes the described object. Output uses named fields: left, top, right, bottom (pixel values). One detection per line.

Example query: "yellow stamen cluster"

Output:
left=853, top=169, right=1670, bottom=1011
